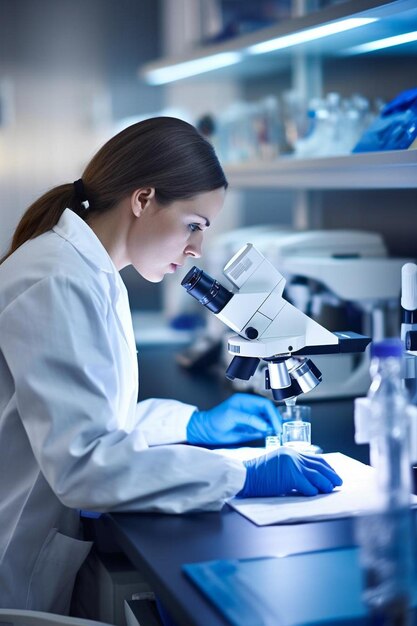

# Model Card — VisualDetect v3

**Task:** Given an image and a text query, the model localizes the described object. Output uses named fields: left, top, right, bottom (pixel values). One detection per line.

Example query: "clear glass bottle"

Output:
left=367, top=338, right=411, bottom=508
left=357, top=338, right=416, bottom=623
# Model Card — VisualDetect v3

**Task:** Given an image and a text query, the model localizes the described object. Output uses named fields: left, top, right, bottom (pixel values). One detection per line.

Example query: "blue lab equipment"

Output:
left=187, top=393, right=281, bottom=445
left=236, top=447, right=343, bottom=497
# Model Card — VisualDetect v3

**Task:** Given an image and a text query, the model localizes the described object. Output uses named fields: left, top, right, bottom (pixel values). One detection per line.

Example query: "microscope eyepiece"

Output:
left=181, top=266, right=233, bottom=314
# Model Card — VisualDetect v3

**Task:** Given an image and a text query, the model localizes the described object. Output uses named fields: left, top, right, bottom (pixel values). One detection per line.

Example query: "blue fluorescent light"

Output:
left=247, top=18, right=378, bottom=54
left=145, top=52, right=243, bottom=85
left=343, top=30, right=417, bottom=54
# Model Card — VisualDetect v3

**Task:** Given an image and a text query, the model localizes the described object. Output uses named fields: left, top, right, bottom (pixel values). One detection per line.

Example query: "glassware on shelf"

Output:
left=217, top=102, right=255, bottom=163
left=293, top=92, right=376, bottom=158
left=217, top=96, right=285, bottom=163
left=216, top=90, right=384, bottom=163
left=253, top=96, right=282, bottom=161
left=281, top=90, right=312, bottom=154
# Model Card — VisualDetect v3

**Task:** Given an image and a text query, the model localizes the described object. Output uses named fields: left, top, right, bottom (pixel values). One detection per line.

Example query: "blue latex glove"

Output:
left=237, top=448, right=343, bottom=497
left=187, top=393, right=282, bottom=445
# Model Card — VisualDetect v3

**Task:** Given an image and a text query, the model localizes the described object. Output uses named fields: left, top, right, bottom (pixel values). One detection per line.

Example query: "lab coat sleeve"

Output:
left=0, top=276, right=246, bottom=513
left=135, top=398, right=196, bottom=445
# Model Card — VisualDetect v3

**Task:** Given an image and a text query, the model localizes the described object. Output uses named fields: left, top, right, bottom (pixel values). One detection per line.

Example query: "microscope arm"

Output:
left=227, top=329, right=370, bottom=360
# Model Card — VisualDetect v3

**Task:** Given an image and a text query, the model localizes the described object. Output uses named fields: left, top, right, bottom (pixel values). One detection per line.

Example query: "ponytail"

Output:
left=0, top=183, right=90, bottom=264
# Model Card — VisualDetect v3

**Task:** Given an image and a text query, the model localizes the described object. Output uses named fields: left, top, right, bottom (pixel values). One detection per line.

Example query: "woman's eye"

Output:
left=189, top=223, right=203, bottom=233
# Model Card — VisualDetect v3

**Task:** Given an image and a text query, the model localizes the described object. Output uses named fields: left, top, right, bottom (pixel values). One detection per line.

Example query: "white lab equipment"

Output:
left=203, top=228, right=409, bottom=399
left=401, top=263, right=417, bottom=404
left=354, top=262, right=417, bottom=466
left=182, top=243, right=370, bottom=403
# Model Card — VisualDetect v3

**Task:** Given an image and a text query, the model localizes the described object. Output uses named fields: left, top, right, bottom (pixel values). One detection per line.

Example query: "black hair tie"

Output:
left=73, top=178, right=90, bottom=210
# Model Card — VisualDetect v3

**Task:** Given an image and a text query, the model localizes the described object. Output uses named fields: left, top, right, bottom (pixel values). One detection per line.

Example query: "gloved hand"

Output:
left=186, top=393, right=282, bottom=445
left=237, top=448, right=343, bottom=497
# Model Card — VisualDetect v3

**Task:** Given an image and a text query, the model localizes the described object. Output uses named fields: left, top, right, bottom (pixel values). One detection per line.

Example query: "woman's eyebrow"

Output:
left=194, top=214, right=210, bottom=227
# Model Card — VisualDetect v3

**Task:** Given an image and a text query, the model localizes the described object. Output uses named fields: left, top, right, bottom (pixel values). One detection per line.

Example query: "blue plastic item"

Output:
left=370, top=337, right=404, bottom=358
left=353, top=87, right=417, bottom=152
left=183, top=549, right=371, bottom=626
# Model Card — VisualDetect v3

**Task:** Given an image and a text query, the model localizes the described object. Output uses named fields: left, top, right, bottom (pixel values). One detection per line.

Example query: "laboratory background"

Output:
left=1, top=0, right=417, bottom=625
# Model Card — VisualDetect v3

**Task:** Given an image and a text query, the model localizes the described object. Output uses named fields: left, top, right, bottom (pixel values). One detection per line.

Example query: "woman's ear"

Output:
left=131, top=188, right=156, bottom=217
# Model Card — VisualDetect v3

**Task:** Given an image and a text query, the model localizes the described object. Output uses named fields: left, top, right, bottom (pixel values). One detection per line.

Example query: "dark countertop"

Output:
left=106, top=509, right=358, bottom=626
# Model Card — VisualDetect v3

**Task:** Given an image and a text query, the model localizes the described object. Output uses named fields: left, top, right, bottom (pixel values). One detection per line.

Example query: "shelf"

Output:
left=140, top=0, right=417, bottom=84
left=224, top=150, right=417, bottom=189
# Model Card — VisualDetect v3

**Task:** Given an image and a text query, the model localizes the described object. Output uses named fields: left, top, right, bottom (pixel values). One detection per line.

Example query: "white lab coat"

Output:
left=0, top=209, right=245, bottom=612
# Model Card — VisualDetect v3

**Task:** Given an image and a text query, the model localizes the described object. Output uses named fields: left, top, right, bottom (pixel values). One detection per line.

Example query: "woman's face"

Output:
left=127, top=187, right=225, bottom=282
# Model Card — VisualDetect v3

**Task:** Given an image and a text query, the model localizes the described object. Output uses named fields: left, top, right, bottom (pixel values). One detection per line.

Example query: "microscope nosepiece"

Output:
left=264, top=357, right=322, bottom=400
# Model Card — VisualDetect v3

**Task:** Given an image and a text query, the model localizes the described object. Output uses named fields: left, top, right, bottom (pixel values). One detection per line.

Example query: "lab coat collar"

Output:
left=53, top=208, right=117, bottom=276
left=53, top=209, right=135, bottom=360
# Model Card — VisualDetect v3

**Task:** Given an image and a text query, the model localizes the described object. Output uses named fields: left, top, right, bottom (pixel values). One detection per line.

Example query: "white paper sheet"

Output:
left=216, top=450, right=417, bottom=526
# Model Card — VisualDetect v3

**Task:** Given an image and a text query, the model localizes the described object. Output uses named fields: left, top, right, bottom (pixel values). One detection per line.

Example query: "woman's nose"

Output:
left=185, top=241, right=202, bottom=258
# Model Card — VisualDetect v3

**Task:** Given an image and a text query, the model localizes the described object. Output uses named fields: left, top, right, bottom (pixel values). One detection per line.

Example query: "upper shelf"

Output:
left=224, top=150, right=417, bottom=189
left=140, top=0, right=417, bottom=84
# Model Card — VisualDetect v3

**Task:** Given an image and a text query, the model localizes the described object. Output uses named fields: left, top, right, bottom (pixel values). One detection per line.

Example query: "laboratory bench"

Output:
left=96, top=343, right=382, bottom=626
left=105, top=507, right=359, bottom=626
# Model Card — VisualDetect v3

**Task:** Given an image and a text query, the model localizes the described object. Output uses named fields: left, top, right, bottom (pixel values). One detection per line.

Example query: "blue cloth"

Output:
left=353, top=87, right=417, bottom=152
left=186, top=393, right=282, bottom=445
left=237, top=448, right=343, bottom=497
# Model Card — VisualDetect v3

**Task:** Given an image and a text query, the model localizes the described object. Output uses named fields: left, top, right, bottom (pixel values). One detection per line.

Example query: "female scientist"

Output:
left=0, top=117, right=342, bottom=614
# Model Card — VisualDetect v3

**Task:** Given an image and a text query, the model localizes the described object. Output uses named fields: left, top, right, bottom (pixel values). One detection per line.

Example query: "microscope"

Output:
left=182, top=243, right=370, bottom=402
left=201, top=228, right=409, bottom=400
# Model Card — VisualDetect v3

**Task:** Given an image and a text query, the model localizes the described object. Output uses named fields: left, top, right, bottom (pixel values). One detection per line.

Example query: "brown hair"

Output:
left=1, top=117, right=227, bottom=263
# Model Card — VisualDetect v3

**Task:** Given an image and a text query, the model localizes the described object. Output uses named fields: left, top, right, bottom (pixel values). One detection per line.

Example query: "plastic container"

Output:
left=367, top=338, right=411, bottom=508
left=356, top=339, right=416, bottom=620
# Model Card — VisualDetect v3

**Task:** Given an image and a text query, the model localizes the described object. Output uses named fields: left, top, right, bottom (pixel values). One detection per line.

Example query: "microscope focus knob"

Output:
left=245, top=326, right=259, bottom=340
left=406, top=330, right=417, bottom=351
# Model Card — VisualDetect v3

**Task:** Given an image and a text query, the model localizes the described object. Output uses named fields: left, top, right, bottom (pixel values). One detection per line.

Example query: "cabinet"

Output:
left=139, top=0, right=417, bottom=252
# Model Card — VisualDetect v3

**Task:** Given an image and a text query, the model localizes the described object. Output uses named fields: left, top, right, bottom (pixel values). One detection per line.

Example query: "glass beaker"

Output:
left=281, top=405, right=311, bottom=451
left=265, top=435, right=281, bottom=451
left=282, top=420, right=311, bottom=451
